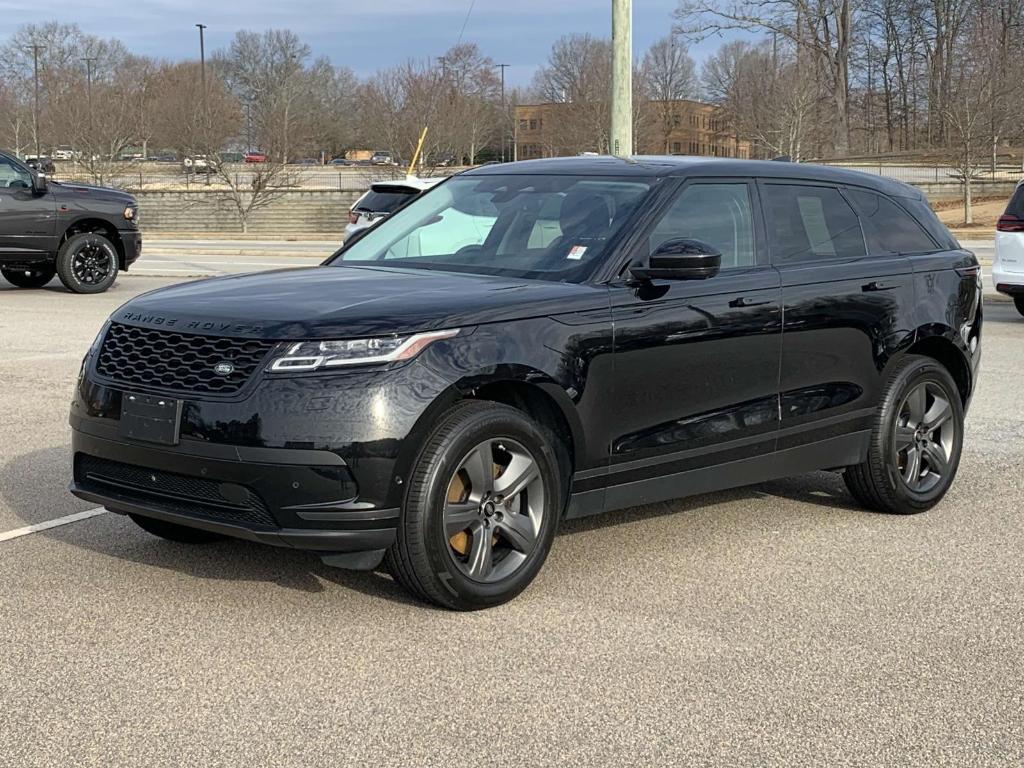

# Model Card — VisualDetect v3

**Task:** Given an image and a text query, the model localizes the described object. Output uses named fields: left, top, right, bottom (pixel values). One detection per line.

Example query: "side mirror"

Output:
left=629, top=238, right=721, bottom=282
left=33, top=173, right=48, bottom=195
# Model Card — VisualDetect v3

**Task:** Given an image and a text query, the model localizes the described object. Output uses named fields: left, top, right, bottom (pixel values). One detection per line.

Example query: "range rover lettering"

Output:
left=69, top=156, right=982, bottom=610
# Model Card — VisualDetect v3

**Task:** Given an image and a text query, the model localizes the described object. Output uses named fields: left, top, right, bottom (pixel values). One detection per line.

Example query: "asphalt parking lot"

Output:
left=1, top=274, right=1022, bottom=767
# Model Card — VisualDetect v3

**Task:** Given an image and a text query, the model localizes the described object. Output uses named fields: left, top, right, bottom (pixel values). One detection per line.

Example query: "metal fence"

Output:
left=814, top=161, right=1024, bottom=184
left=48, top=163, right=463, bottom=193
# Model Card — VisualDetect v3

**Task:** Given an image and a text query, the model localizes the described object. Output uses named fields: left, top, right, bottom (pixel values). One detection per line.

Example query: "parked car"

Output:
left=329, top=157, right=353, bottom=166
left=244, top=151, right=268, bottom=164
left=182, top=155, right=218, bottom=174
left=370, top=151, right=396, bottom=166
left=294, top=158, right=319, bottom=166
left=344, top=177, right=443, bottom=240
left=52, top=147, right=75, bottom=161
left=25, top=156, right=56, bottom=174
left=993, top=180, right=1024, bottom=316
left=69, top=156, right=981, bottom=609
left=0, top=150, right=140, bottom=293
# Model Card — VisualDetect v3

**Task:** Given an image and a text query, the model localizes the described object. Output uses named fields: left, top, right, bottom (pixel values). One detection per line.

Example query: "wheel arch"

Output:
left=389, top=365, right=584, bottom=508
left=61, top=217, right=126, bottom=268
left=900, top=329, right=972, bottom=405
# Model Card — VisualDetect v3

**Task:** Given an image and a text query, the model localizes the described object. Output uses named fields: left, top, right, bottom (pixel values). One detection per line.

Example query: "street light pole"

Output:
left=83, top=57, right=97, bottom=132
left=610, top=0, right=633, bottom=158
left=196, top=23, right=208, bottom=125
left=27, top=44, right=44, bottom=160
left=495, top=63, right=509, bottom=162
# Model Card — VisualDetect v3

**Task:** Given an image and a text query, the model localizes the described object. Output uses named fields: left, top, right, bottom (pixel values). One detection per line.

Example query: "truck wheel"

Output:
left=844, top=355, right=964, bottom=515
left=1014, top=296, right=1024, bottom=317
left=129, top=513, right=227, bottom=543
left=56, top=233, right=119, bottom=294
left=1, top=265, right=55, bottom=288
left=386, top=401, right=564, bottom=610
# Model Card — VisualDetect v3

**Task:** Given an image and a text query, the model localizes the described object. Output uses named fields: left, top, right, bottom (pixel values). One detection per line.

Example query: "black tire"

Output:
left=1, top=265, right=55, bottom=288
left=385, top=401, right=564, bottom=610
left=844, top=355, right=964, bottom=514
left=56, top=232, right=119, bottom=294
left=128, top=513, right=227, bottom=543
left=1014, top=295, right=1024, bottom=317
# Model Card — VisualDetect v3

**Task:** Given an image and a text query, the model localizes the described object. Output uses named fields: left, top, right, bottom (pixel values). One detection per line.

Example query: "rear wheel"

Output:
left=128, top=513, right=227, bottom=543
left=1, top=265, right=55, bottom=288
left=844, top=355, right=964, bottom=514
left=1014, top=295, right=1024, bottom=317
left=386, top=401, right=563, bottom=610
left=56, top=233, right=119, bottom=293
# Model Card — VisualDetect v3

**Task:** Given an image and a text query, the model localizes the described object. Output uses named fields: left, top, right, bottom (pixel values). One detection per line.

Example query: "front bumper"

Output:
left=70, top=421, right=399, bottom=553
left=119, top=228, right=142, bottom=269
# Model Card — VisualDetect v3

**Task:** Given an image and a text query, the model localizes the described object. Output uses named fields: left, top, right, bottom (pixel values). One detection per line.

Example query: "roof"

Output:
left=462, top=155, right=923, bottom=199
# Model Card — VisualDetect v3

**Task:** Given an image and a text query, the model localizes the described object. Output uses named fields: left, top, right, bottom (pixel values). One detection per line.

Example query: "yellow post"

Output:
left=407, top=126, right=429, bottom=177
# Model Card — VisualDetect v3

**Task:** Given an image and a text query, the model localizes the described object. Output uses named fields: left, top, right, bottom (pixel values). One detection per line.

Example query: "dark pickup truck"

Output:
left=0, top=150, right=141, bottom=293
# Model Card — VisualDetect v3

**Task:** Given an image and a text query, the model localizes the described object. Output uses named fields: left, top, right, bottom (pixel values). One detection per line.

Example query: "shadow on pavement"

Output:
left=2, top=445, right=865, bottom=604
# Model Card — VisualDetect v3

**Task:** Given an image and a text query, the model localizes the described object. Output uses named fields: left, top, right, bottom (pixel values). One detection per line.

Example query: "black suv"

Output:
left=0, top=150, right=140, bottom=293
left=69, top=156, right=982, bottom=609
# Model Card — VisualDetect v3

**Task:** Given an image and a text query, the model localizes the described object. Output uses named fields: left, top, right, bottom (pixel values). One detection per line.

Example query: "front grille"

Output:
left=76, top=454, right=278, bottom=529
left=95, top=323, right=276, bottom=395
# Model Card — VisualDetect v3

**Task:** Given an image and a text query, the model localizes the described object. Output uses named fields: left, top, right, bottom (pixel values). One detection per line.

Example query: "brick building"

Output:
left=514, top=100, right=750, bottom=160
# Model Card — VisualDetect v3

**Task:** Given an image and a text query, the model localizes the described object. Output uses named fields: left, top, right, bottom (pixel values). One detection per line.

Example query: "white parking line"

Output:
left=0, top=507, right=107, bottom=543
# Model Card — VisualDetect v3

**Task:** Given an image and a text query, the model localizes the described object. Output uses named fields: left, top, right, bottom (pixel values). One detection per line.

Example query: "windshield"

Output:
left=331, top=174, right=654, bottom=281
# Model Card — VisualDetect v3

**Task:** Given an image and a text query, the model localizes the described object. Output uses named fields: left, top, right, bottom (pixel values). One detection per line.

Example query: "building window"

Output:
left=671, top=142, right=682, bottom=154
left=518, top=119, right=527, bottom=131
left=529, top=119, right=537, bottom=130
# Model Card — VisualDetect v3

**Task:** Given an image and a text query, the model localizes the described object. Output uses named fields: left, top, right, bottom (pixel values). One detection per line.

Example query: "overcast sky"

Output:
left=0, top=0, right=743, bottom=86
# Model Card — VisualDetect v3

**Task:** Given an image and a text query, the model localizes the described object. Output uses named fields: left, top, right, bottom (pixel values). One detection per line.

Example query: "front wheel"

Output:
left=386, top=401, right=564, bottom=610
left=56, top=233, right=119, bottom=293
left=1, top=265, right=55, bottom=288
left=1014, top=295, right=1024, bottom=317
left=844, top=355, right=964, bottom=514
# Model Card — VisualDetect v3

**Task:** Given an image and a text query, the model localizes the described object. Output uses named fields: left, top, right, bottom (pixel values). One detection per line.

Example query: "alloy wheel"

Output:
left=443, top=437, right=545, bottom=583
left=892, top=381, right=956, bottom=494
left=71, top=242, right=113, bottom=285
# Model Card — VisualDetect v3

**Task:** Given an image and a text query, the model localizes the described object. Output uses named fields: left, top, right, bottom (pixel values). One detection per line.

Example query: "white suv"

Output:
left=994, top=180, right=1024, bottom=316
left=344, top=178, right=442, bottom=240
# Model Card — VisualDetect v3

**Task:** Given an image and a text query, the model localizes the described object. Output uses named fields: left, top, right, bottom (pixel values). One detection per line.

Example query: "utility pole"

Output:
left=611, top=0, right=632, bottom=157
left=83, top=57, right=97, bottom=132
left=495, top=63, right=509, bottom=162
left=27, top=44, right=44, bottom=161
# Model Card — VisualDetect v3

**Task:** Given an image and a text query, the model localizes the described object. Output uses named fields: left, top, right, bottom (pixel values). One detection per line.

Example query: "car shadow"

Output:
left=2, top=446, right=865, bottom=605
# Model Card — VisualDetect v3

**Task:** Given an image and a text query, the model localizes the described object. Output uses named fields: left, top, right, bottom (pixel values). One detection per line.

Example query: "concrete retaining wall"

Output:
left=136, top=190, right=360, bottom=235
left=133, top=179, right=1016, bottom=235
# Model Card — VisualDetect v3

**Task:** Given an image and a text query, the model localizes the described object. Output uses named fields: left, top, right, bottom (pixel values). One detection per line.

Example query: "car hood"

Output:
left=52, top=180, right=135, bottom=205
left=114, top=265, right=608, bottom=340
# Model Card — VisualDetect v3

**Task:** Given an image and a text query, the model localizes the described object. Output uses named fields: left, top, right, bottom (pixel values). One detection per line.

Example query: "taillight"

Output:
left=348, top=211, right=359, bottom=225
left=996, top=214, right=1024, bottom=232
left=955, top=265, right=981, bottom=278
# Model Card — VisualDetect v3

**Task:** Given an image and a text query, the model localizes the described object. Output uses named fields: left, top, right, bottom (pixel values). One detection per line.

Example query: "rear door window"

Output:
left=845, top=188, right=937, bottom=255
left=763, top=184, right=865, bottom=263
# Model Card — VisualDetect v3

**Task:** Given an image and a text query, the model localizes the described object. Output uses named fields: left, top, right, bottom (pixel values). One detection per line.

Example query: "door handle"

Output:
left=862, top=281, right=897, bottom=292
left=728, top=296, right=771, bottom=308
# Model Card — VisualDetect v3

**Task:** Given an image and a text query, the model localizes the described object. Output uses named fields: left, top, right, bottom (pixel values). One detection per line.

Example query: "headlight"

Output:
left=268, top=328, right=459, bottom=372
left=123, top=205, right=137, bottom=221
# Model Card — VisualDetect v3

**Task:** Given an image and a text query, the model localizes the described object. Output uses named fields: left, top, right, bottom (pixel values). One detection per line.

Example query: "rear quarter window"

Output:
left=355, top=188, right=419, bottom=213
left=1005, top=184, right=1024, bottom=218
left=845, top=188, right=937, bottom=254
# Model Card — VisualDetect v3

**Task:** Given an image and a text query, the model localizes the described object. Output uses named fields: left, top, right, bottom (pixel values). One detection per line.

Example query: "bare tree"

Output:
left=677, top=0, right=855, bottom=155
left=642, top=36, right=698, bottom=153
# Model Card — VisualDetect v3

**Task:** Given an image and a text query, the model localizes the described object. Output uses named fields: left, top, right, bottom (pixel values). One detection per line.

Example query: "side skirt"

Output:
left=565, top=431, right=870, bottom=519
